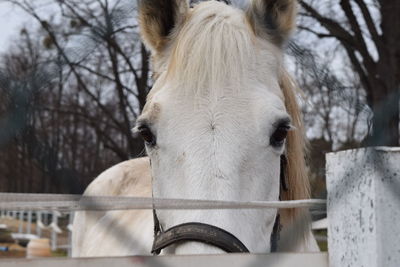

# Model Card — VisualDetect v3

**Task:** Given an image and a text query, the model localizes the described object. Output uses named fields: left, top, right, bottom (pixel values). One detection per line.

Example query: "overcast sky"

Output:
left=0, top=2, right=29, bottom=53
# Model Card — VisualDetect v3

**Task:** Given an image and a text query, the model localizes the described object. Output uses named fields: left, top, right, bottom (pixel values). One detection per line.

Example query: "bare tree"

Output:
left=299, top=0, right=400, bottom=146
left=11, top=0, right=151, bottom=159
left=0, top=0, right=151, bottom=193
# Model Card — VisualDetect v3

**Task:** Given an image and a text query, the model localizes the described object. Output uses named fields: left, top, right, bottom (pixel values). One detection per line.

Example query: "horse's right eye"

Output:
left=270, top=125, right=290, bottom=148
left=138, top=126, right=156, bottom=146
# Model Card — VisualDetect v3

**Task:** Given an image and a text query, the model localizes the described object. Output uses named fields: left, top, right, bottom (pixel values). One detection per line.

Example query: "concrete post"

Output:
left=326, top=147, right=400, bottom=267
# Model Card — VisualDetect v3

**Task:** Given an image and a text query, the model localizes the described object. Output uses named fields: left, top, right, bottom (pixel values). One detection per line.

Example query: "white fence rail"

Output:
left=0, top=197, right=325, bottom=259
left=0, top=253, right=329, bottom=267
left=0, top=194, right=326, bottom=211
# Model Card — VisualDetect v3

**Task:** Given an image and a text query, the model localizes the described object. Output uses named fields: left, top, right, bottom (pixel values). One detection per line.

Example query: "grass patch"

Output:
left=51, top=249, right=68, bottom=257
left=314, top=229, right=328, bottom=251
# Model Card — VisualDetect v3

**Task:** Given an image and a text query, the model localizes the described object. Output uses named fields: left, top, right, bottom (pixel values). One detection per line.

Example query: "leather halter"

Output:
left=151, top=222, right=249, bottom=254
left=151, top=154, right=288, bottom=255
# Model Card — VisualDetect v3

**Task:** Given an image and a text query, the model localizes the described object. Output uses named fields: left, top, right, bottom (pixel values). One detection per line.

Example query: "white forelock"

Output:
left=166, top=1, right=283, bottom=101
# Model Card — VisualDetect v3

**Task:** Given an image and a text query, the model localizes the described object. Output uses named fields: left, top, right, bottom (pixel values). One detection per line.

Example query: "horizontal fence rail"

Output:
left=0, top=253, right=330, bottom=267
left=0, top=193, right=326, bottom=211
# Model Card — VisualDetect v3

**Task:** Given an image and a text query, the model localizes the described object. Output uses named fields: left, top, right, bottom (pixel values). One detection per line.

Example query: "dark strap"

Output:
left=280, top=154, right=289, bottom=192
left=151, top=222, right=249, bottom=254
left=270, top=213, right=281, bottom=252
left=153, top=209, right=162, bottom=236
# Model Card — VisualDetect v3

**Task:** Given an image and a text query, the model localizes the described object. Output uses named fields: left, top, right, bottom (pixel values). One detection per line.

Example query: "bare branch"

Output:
left=353, top=0, right=382, bottom=48
left=339, top=0, right=375, bottom=67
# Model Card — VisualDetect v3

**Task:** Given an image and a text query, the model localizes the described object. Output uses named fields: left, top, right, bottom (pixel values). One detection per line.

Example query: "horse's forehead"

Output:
left=141, top=85, right=286, bottom=126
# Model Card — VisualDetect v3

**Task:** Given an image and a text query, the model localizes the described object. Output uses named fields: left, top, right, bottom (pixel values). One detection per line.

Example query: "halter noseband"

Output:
left=150, top=154, right=288, bottom=255
left=151, top=222, right=249, bottom=254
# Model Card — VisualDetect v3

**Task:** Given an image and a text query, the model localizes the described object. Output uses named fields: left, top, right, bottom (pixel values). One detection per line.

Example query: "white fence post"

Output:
left=51, top=211, right=57, bottom=251
left=36, top=212, right=42, bottom=237
left=26, top=211, right=32, bottom=235
left=67, top=212, right=74, bottom=257
left=326, top=147, right=400, bottom=267
left=50, top=211, right=63, bottom=251
left=18, top=211, right=24, bottom=234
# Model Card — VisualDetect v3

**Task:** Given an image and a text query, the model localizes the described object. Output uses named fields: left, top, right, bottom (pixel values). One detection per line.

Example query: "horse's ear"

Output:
left=246, top=0, right=297, bottom=46
left=138, top=0, right=189, bottom=53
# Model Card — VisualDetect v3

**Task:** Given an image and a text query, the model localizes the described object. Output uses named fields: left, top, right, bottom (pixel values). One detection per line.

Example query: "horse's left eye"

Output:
left=270, top=125, right=290, bottom=147
left=138, top=125, right=156, bottom=146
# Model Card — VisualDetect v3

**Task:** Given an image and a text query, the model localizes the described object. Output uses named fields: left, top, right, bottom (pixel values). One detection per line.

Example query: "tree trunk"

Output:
left=374, top=0, right=400, bottom=146
left=369, top=84, right=399, bottom=146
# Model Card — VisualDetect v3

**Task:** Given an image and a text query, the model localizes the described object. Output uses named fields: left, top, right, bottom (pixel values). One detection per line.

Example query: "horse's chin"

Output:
left=163, top=242, right=226, bottom=255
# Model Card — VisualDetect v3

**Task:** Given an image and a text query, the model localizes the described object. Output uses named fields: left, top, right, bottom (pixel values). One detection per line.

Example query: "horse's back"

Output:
left=72, top=157, right=154, bottom=257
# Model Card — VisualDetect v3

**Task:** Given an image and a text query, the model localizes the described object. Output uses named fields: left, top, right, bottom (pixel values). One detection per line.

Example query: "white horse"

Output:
left=72, top=0, right=319, bottom=257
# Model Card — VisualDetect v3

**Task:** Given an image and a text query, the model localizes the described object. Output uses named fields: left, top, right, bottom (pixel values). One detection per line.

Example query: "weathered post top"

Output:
left=326, top=147, right=400, bottom=267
